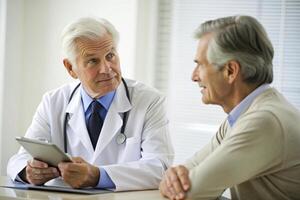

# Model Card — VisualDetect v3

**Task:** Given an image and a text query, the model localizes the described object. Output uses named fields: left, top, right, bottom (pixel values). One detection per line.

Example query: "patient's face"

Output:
left=192, top=34, right=229, bottom=107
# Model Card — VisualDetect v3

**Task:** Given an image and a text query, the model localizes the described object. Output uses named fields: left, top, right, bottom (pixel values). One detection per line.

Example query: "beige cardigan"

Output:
left=184, top=88, right=300, bottom=200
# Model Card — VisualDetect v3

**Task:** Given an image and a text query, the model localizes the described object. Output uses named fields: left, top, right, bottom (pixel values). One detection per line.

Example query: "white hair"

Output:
left=61, top=17, right=119, bottom=64
left=194, top=15, right=274, bottom=85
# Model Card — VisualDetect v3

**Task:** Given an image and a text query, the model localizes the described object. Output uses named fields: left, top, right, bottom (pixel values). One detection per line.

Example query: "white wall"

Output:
left=0, top=0, right=6, bottom=175
left=0, top=0, right=138, bottom=175
left=134, top=0, right=158, bottom=86
left=0, top=0, right=25, bottom=176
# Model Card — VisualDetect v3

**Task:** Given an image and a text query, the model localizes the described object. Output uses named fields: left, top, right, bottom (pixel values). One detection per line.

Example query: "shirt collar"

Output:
left=227, top=84, right=270, bottom=127
left=80, top=85, right=116, bottom=112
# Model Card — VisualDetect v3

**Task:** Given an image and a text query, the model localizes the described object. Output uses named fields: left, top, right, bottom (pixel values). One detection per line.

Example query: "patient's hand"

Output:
left=21, top=159, right=60, bottom=185
left=159, top=165, right=190, bottom=200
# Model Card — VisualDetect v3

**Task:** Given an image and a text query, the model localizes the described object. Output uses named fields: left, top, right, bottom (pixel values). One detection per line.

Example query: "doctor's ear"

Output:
left=63, top=59, right=78, bottom=79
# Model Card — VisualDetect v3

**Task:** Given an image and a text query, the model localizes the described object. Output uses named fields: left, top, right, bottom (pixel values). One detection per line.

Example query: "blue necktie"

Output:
left=87, top=100, right=103, bottom=149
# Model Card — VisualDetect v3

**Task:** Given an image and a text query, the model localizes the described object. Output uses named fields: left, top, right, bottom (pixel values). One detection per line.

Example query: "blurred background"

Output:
left=0, top=0, right=299, bottom=175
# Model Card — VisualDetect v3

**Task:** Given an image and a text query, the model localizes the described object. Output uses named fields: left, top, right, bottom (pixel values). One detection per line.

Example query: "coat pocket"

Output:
left=122, top=137, right=141, bottom=161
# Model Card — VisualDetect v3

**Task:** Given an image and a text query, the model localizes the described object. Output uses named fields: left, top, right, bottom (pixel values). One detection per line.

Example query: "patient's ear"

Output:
left=63, top=59, right=78, bottom=79
left=224, top=60, right=240, bottom=84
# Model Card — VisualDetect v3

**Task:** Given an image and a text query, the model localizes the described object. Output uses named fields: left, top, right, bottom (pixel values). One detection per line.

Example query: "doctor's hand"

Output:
left=58, top=157, right=100, bottom=188
left=159, top=165, right=190, bottom=200
left=21, top=159, right=60, bottom=185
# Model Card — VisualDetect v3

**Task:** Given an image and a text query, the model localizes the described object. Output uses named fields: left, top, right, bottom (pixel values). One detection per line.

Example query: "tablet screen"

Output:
left=16, top=137, right=71, bottom=167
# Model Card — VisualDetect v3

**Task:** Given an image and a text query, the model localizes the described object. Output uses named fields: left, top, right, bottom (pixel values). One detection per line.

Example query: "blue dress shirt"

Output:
left=80, top=86, right=116, bottom=189
left=227, top=84, right=270, bottom=127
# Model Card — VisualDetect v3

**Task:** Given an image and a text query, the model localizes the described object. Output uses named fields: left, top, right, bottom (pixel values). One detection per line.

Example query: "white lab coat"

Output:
left=7, top=79, right=174, bottom=191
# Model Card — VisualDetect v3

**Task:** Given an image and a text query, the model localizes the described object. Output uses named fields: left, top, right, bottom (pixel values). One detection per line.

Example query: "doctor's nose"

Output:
left=99, top=60, right=111, bottom=74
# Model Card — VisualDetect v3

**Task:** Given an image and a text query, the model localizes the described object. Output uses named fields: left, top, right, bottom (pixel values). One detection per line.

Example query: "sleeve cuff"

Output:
left=15, top=175, right=27, bottom=184
left=96, top=167, right=116, bottom=189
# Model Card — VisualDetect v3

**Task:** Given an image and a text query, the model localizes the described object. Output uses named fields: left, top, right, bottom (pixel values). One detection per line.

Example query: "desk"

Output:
left=0, top=176, right=166, bottom=200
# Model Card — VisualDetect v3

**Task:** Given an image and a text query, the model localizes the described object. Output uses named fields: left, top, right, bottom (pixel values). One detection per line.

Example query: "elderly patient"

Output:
left=7, top=17, right=174, bottom=191
left=159, top=15, right=300, bottom=200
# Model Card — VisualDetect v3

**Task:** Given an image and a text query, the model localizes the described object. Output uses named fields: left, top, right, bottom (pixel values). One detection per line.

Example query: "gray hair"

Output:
left=61, top=17, right=119, bottom=64
left=194, top=15, right=274, bottom=85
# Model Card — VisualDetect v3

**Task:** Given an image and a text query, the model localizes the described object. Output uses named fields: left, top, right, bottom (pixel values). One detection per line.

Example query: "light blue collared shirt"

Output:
left=227, top=84, right=270, bottom=127
left=80, top=86, right=116, bottom=189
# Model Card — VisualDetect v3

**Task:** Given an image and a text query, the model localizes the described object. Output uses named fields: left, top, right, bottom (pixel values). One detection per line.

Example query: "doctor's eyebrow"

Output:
left=83, top=53, right=99, bottom=58
left=83, top=47, right=116, bottom=58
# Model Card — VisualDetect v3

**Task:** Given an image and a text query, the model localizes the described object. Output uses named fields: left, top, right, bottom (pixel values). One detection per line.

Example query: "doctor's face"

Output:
left=191, top=34, right=229, bottom=106
left=65, top=33, right=122, bottom=98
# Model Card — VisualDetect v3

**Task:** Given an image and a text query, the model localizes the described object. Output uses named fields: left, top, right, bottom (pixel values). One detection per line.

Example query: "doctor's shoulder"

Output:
left=125, top=79, right=166, bottom=104
left=39, top=81, right=80, bottom=108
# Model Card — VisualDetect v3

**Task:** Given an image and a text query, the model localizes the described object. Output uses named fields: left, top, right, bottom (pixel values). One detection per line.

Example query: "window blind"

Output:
left=153, top=0, right=173, bottom=94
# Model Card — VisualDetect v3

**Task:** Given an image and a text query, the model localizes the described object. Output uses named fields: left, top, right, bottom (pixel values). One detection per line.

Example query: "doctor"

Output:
left=7, top=17, right=174, bottom=190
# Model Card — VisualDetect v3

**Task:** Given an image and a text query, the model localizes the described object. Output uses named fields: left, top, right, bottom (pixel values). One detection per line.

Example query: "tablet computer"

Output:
left=16, top=137, right=71, bottom=167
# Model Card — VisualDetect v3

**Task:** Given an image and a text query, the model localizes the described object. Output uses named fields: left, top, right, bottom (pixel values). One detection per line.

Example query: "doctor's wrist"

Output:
left=88, top=165, right=100, bottom=187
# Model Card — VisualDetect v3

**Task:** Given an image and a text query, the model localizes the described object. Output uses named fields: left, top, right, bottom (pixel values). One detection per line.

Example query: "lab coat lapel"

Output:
left=93, top=81, right=132, bottom=160
left=65, top=88, right=94, bottom=155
